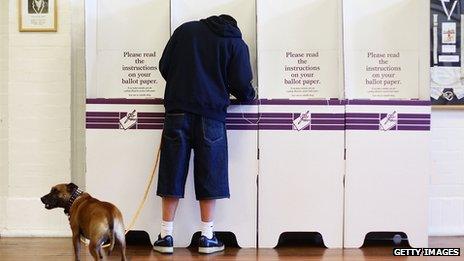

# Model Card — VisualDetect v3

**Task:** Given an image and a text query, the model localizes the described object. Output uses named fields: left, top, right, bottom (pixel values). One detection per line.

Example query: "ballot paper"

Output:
left=379, top=111, right=398, bottom=131
left=119, top=110, right=137, bottom=130
left=293, top=111, right=311, bottom=131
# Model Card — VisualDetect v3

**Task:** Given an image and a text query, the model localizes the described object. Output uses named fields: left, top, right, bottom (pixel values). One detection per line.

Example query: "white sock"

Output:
left=160, top=220, right=173, bottom=238
left=201, top=221, right=214, bottom=239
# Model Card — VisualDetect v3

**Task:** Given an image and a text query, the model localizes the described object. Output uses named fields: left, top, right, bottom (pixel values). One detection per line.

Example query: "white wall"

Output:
left=0, top=0, right=73, bottom=236
left=71, top=0, right=86, bottom=188
left=430, top=110, right=464, bottom=236
left=0, top=0, right=10, bottom=232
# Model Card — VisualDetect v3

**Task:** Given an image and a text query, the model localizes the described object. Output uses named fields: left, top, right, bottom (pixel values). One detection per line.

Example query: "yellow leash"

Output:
left=81, top=145, right=162, bottom=248
left=124, top=145, right=162, bottom=234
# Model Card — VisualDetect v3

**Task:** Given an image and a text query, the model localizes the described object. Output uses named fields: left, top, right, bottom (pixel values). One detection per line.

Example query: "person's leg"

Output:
left=154, top=113, right=191, bottom=253
left=193, top=116, right=229, bottom=253
left=199, top=199, right=216, bottom=239
left=163, top=197, right=180, bottom=221
left=157, top=112, right=191, bottom=219
left=199, top=199, right=215, bottom=222
left=160, top=197, right=179, bottom=238
left=193, top=116, right=229, bottom=201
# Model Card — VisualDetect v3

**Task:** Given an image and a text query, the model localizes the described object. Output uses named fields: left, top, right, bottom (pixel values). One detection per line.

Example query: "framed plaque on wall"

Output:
left=19, top=0, right=57, bottom=32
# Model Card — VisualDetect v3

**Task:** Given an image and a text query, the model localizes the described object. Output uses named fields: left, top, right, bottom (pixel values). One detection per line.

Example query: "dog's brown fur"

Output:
left=41, top=183, right=127, bottom=261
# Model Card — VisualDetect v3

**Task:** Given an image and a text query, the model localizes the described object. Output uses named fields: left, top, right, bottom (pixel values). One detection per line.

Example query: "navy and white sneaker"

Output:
left=198, top=234, right=225, bottom=254
left=153, top=234, right=174, bottom=254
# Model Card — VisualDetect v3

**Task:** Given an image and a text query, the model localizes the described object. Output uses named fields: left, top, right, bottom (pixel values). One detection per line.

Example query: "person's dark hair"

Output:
left=219, top=14, right=238, bottom=27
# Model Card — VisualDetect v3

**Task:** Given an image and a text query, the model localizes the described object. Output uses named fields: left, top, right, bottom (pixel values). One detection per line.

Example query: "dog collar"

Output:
left=65, top=187, right=83, bottom=215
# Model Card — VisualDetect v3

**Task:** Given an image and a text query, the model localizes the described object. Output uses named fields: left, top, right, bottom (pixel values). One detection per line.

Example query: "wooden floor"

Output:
left=0, top=237, right=462, bottom=260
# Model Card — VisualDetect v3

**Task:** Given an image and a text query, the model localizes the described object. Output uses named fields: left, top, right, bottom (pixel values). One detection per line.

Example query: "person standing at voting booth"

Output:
left=153, top=15, right=256, bottom=254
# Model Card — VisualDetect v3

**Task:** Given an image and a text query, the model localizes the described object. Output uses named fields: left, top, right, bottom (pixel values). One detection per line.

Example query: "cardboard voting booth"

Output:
left=257, top=0, right=345, bottom=248
left=85, top=0, right=431, bottom=249
left=86, top=0, right=258, bottom=247
left=343, top=0, right=431, bottom=248
left=344, top=101, right=431, bottom=248
left=85, top=0, right=171, bottom=245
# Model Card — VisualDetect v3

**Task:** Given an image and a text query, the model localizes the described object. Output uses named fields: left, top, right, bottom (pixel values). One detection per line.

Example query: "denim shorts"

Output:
left=156, top=112, right=229, bottom=200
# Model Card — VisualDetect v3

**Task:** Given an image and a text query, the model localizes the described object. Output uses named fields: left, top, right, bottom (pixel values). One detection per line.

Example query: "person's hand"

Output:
left=253, top=87, right=259, bottom=100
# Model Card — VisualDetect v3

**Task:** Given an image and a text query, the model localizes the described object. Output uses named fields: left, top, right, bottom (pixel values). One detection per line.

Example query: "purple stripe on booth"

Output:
left=136, top=124, right=164, bottom=130
left=346, top=125, right=380, bottom=130
left=226, top=119, right=288, bottom=124
left=260, top=99, right=344, bottom=106
left=311, top=125, right=345, bottom=131
left=261, top=113, right=294, bottom=118
left=311, top=113, right=345, bottom=119
left=346, top=113, right=380, bottom=118
left=137, top=112, right=165, bottom=118
left=329, top=100, right=347, bottom=105
left=86, top=124, right=119, bottom=129
left=231, top=99, right=344, bottom=106
left=311, top=119, right=345, bottom=125
left=398, top=114, right=431, bottom=119
left=397, top=126, right=431, bottom=131
left=86, top=118, right=119, bottom=123
left=346, top=119, right=379, bottom=124
left=85, top=111, right=431, bottom=132
left=86, top=98, right=164, bottom=105
left=398, top=120, right=431, bottom=125
left=86, top=98, right=430, bottom=107
left=86, top=112, right=120, bottom=117
left=229, top=100, right=260, bottom=105
left=226, top=125, right=259, bottom=130
left=227, top=113, right=293, bottom=119
left=86, top=98, right=344, bottom=106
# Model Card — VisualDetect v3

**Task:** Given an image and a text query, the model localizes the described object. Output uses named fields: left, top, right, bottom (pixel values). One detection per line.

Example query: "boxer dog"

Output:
left=41, top=183, right=127, bottom=261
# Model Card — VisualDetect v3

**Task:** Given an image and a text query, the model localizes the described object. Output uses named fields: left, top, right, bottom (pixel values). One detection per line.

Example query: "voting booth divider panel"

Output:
left=344, top=101, right=431, bottom=248
left=85, top=0, right=431, bottom=248
left=257, top=101, right=345, bottom=248
left=343, top=0, right=430, bottom=248
left=86, top=0, right=259, bottom=248
left=86, top=102, right=165, bottom=245
left=257, top=0, right=345, bottom=248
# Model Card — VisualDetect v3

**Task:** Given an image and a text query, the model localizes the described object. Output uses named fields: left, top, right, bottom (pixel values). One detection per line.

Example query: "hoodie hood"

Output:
left=201, top=15, right=242, bottom=38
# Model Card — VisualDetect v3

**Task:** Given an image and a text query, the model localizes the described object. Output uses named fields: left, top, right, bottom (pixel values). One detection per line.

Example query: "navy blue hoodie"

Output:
left=159, top=15, right=256, bottom=122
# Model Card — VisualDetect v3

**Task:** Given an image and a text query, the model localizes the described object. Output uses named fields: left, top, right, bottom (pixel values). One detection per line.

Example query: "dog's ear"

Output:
left=66, top=183, right=78, bottom=193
